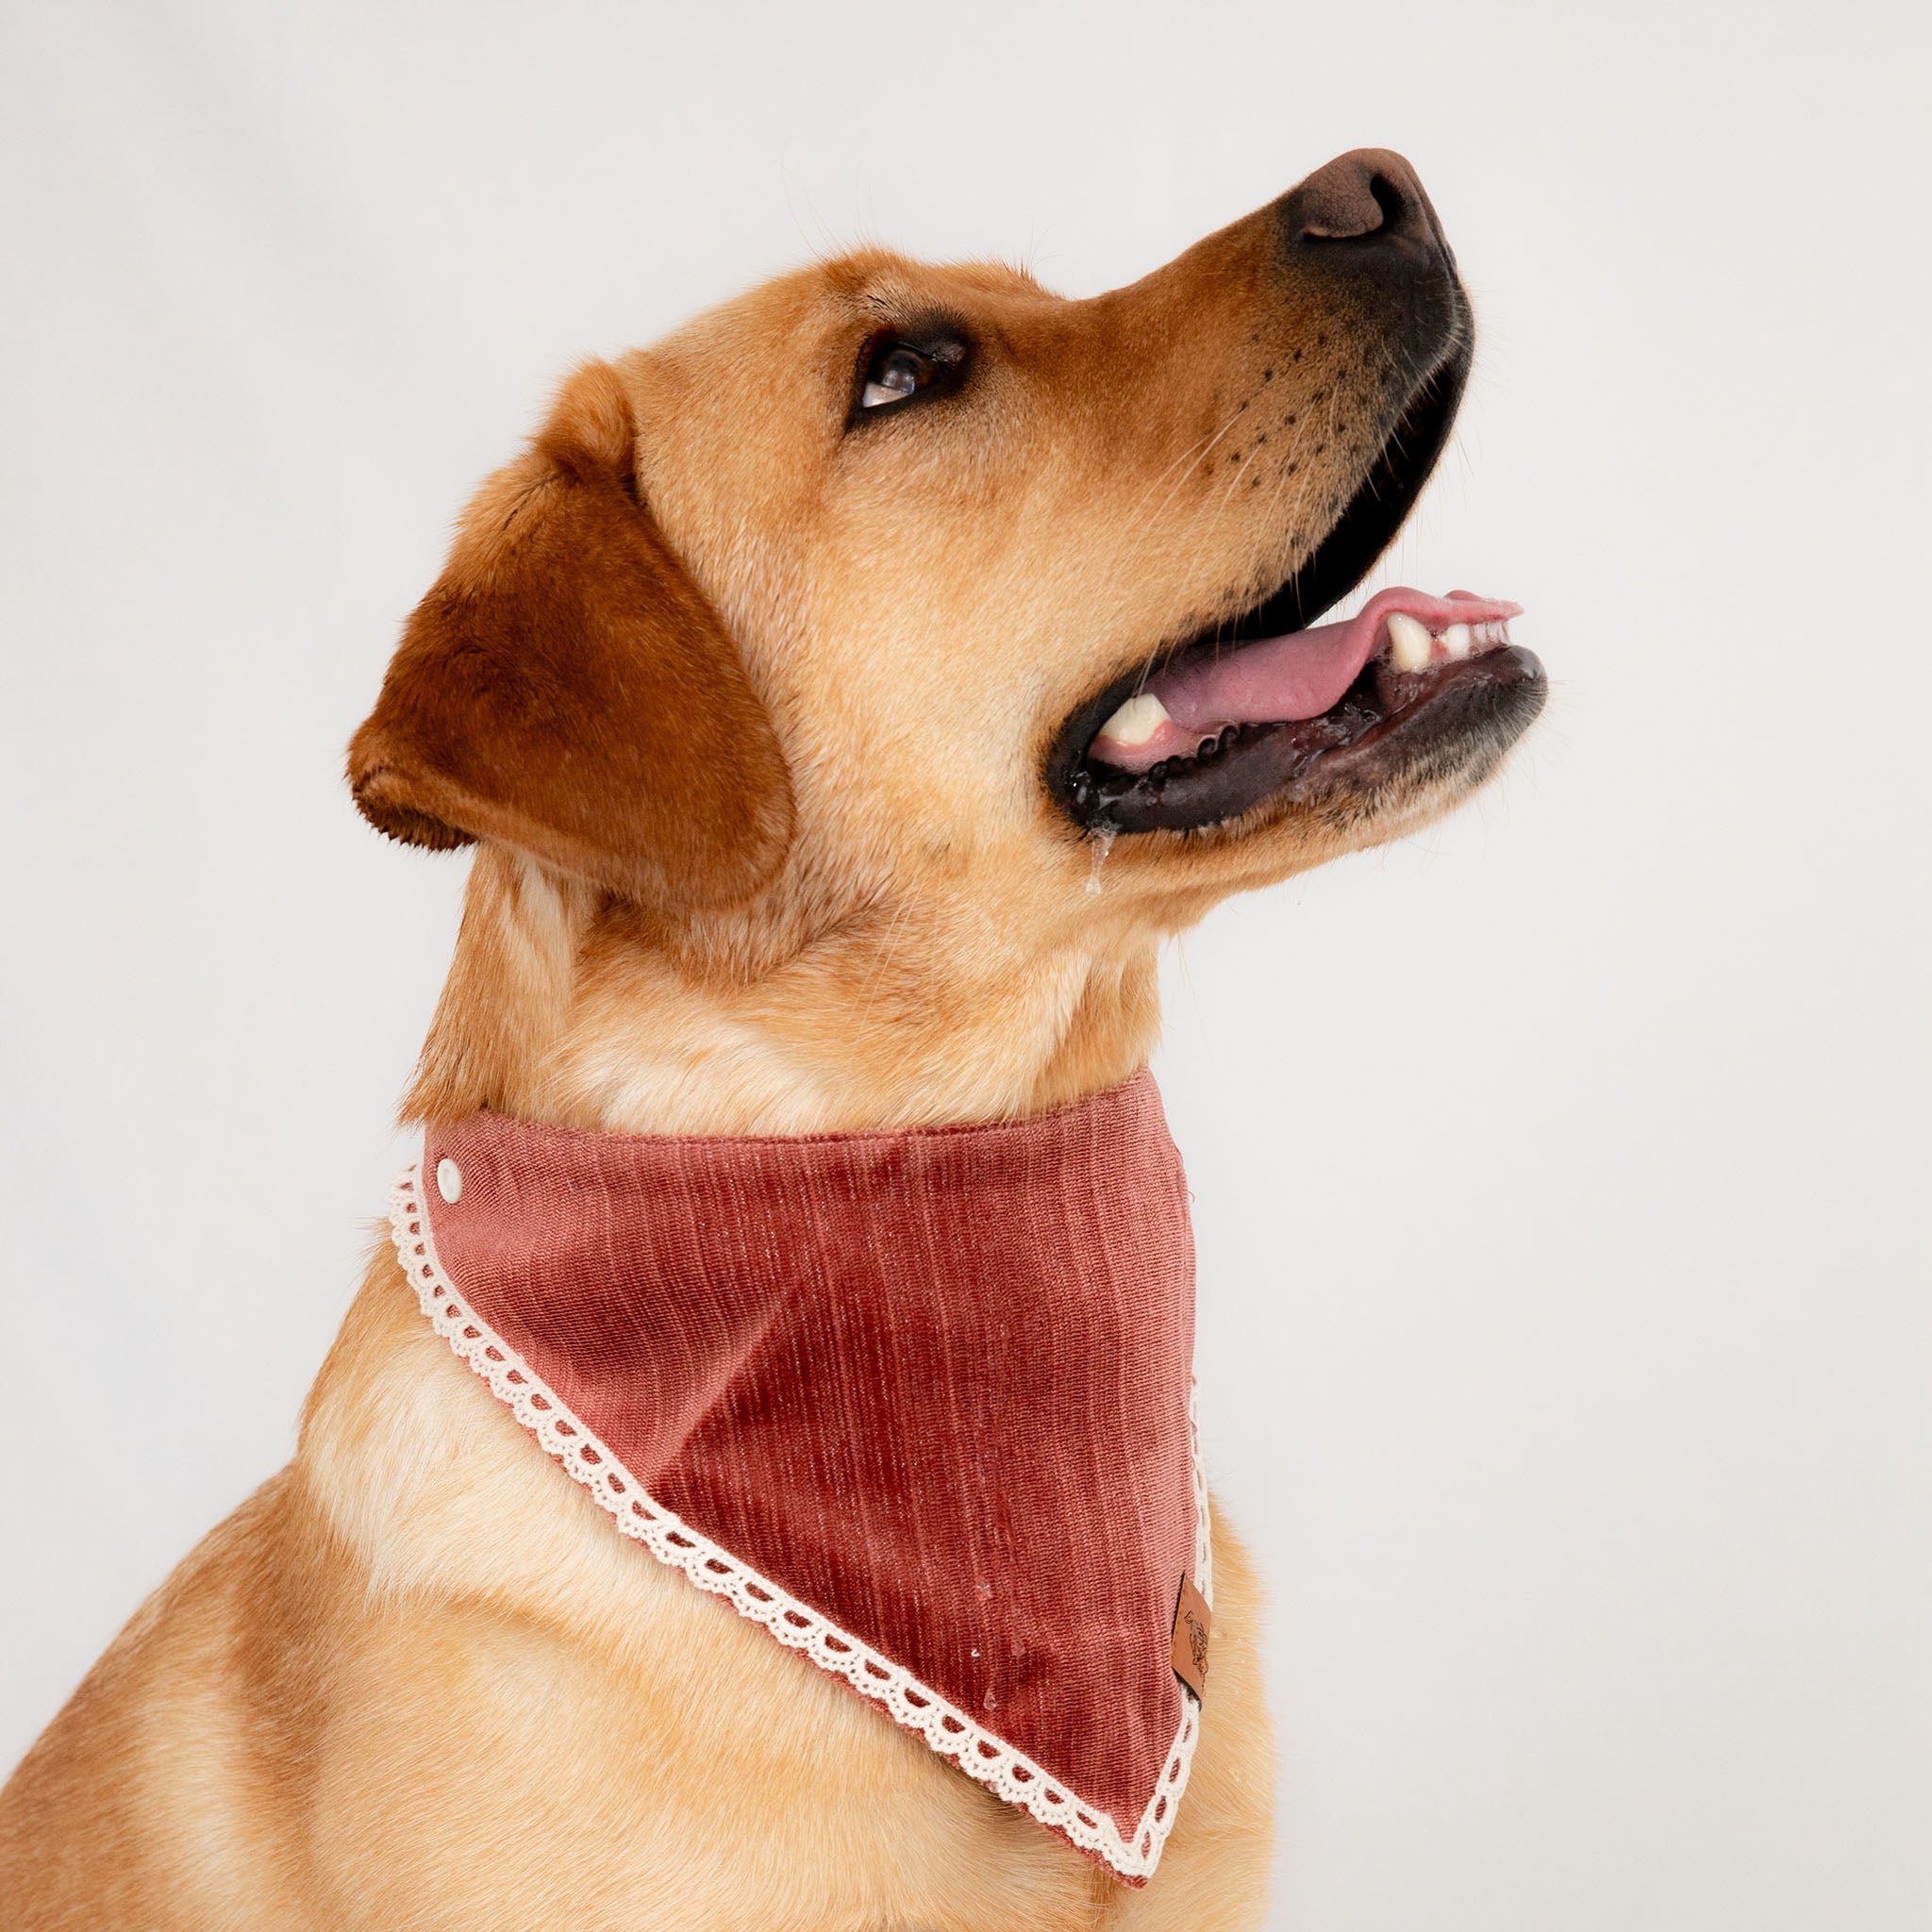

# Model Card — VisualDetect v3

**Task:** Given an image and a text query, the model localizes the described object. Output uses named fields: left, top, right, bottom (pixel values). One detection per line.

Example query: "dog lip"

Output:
left=1088, top=588, right=1523, bottom=774
left=1284, top=643, right=1547, bottom=800
left=1065, top=643, right=1546, bottom=837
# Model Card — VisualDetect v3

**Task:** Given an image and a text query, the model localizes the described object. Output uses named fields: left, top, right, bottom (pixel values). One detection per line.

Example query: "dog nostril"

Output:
left=1280, top=148, right=1441, bottom=255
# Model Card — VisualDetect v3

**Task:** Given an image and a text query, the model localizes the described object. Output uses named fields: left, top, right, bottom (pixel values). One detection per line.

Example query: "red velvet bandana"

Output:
left=386, top=1071, right=1209, bottom=1885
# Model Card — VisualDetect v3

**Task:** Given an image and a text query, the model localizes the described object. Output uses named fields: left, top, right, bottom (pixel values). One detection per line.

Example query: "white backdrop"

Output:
left=3, top=2, right=1926, bottom=1925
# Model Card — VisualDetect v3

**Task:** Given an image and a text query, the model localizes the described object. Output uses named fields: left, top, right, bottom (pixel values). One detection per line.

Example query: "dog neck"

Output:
left=401, top=848, right=1162, bottom=1135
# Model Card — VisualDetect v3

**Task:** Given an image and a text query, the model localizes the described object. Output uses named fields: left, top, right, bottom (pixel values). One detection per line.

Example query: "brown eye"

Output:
left=860, top=346, right=931, bottom=409
left=851, top=330, right=969, bottom=422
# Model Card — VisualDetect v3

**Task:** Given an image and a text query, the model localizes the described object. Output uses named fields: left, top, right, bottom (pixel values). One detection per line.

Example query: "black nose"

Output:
left=1277, top=148, right=1451, bottom=270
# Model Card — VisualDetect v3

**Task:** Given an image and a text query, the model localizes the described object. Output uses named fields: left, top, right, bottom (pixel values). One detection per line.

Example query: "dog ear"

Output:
left=347, top=360, right=793, bottom=908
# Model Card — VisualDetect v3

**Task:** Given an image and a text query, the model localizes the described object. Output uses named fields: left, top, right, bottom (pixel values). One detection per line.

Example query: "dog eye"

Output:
left=851, top=332, right=969, bottom=421
left=861, top=346, right=931, bottom=409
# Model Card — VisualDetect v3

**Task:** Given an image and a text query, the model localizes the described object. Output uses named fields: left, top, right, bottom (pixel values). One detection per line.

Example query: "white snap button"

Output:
left=436, top=1158, right=462, bottom=1204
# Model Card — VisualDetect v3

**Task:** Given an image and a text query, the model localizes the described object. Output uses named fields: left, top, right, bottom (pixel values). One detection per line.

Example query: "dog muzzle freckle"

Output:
left=389, top=1072, right=1210, bottom=1885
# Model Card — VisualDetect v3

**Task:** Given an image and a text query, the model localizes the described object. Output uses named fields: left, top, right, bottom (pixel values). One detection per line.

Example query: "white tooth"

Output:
left=1096, top=691, right=1172, bottom=747
left=1387, top=611, right=1433, bottom=673
left=1441, top=622, right=1474, bottom=659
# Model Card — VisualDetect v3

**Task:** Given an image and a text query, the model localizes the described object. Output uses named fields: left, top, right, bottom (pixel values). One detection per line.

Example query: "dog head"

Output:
left=351, top=150, right=1545, bottom=1121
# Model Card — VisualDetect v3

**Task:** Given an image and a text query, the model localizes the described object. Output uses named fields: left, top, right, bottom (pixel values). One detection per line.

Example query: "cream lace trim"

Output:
left=1190, top=1381, right=1214, bottom=1609
left=387, top=1166, right=1205, bottom=1883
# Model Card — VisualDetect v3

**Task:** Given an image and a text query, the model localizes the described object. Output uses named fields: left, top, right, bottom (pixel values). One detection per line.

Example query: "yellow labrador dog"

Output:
left=1, top=150, right=1542, bottom=1928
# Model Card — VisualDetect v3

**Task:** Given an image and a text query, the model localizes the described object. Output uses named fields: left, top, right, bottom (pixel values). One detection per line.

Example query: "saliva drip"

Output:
left=1086, top=825, right=1118, bottom=893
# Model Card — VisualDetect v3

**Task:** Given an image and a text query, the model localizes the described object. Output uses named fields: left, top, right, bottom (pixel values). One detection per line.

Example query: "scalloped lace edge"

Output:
left=387, top=1165, right=1206, bottom=1883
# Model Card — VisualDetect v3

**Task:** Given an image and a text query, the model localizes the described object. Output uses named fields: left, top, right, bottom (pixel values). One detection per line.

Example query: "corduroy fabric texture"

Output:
left=413, top=1070, right=1201, bottom=1879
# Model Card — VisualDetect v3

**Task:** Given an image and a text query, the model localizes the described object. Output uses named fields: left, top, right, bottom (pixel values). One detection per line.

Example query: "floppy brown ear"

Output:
left=347, top=359, right=793, bottom=908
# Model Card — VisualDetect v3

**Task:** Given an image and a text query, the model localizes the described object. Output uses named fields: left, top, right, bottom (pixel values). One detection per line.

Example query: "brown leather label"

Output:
left=1171, top=1574, right=1212, bottom=1701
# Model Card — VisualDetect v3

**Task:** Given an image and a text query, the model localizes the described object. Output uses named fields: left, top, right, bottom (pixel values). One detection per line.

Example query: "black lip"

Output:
left=1046, top=322, right=1480, bottom=835
left=1285, top=643, right=1546, bottom=808
left=1056, top=644, right=1546, bottom=834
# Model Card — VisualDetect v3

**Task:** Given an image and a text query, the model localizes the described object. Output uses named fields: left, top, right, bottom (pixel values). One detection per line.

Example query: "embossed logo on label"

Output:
left=1171, top=1573, right=1212, bottom=1701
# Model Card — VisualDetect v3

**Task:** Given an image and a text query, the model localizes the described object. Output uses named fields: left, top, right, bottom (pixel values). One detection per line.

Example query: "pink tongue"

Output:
left=1091, top=587, right=1521, bottom=773
left=1153, top=609, right=1368, bottom=726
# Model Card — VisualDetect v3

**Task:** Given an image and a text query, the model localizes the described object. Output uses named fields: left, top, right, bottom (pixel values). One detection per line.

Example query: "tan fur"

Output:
left=2, top=183, right=1526, bottom=1928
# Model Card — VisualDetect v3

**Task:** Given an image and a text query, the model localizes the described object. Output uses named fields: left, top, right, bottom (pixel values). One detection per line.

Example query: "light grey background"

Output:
left=3, top=2, right=1926, bottom=1924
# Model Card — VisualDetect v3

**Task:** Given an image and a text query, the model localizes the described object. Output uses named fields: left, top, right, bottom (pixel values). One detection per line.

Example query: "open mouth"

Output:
left=1046, top=345, right=1548, bottom=835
